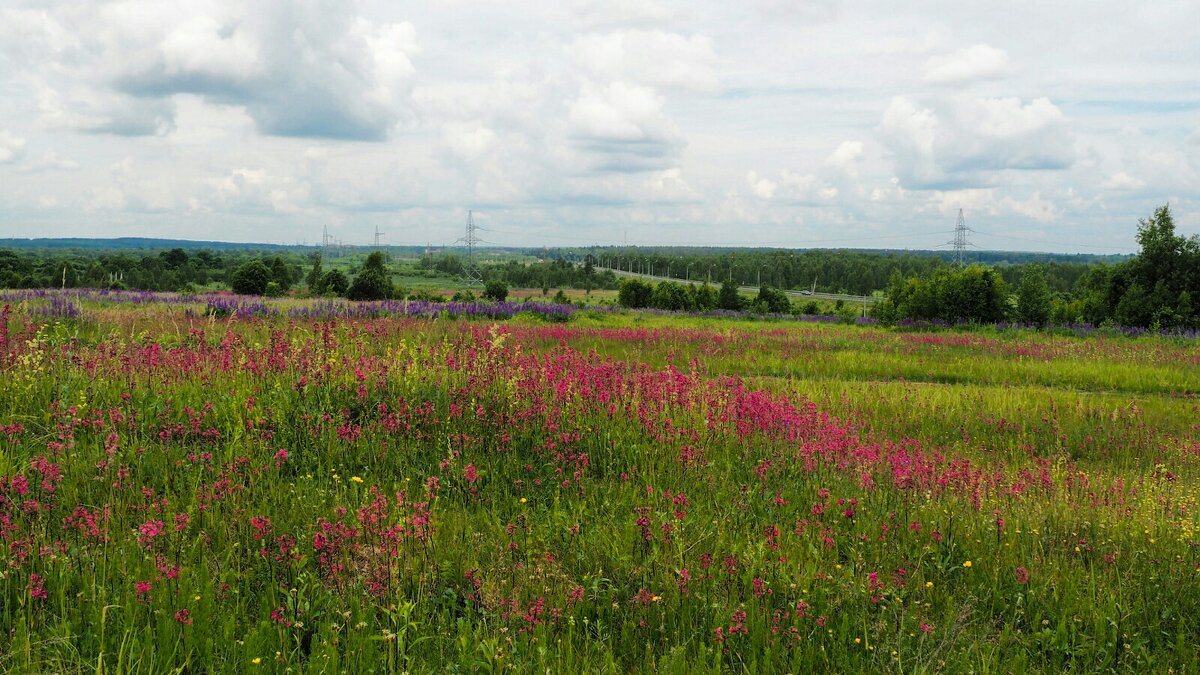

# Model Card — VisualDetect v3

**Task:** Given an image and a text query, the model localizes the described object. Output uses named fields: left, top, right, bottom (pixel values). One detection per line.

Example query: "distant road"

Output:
left=595, top=267, right=881, bottom=305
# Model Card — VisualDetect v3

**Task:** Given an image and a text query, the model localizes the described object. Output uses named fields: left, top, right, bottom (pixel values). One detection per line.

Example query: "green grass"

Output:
left=0, top=299, right=1197, bottom=672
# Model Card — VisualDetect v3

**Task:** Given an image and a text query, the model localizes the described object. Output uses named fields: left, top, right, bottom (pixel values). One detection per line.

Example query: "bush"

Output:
left=483, top=280, right=509, bottom=302
left=618, top=279, right=653, bottom=308
left=321, top=269, right=349, bottom=296
left=231, top=260, right=271, bottom=296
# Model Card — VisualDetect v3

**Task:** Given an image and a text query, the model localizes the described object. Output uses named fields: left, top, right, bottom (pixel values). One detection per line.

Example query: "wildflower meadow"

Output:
left=1, top=291, right=1198, bottom=672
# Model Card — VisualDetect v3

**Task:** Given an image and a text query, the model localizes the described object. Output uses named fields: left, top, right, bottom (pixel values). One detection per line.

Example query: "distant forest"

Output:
left=1, top=205, right=1194, bottom=329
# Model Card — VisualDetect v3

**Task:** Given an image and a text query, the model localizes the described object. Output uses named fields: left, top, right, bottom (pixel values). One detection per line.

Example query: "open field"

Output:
left=1, top=292, right=1198, bottom=672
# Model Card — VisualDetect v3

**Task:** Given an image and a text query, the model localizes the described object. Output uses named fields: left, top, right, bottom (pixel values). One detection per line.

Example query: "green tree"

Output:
left=322, top=269, right=349, bottom=296
left=269, top=256, right=293, bottom=291
left=347, top=252, right=391, bottom=301
left=717, top=280, right=744, bottom=311
left=650, top=281, right=693, bottom=311
left=483, top=280, right=509, bottom=302
left=754, top=285, right=790, bottom=313
left=230, top=260, right=272, bottom=295
left=1016, top=264, right=1053, bottom=327
left=307, top=252, right=325, bottom=294
left=692, top=283, right=718, bottom=311
left=618, top=278, right=653, bottom=308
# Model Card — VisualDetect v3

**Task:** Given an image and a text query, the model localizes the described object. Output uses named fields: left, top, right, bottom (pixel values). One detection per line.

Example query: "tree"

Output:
left=692, top=283, right=718, bottom=311
left=161, top=248, right=189, bottom=269
left=307, top=252, right=325, bottom=294
left=754, top=285, right=790, bottom=313
left=322, top=269, right=349, bottom=296
left=483, top=280, right=509, bottom=302
left=230, top=260, right=272, bottom=295
left=269, top=256, right=293, bottom=291
left=651, top=281, right=692, bottom=311
left=618, top=278, right=653, bottom=308
left=717, top=280, right=744, bottom=311
left=347, top=252, right=391, bottom=301
left=1016, top=264, right=1053, bottom=327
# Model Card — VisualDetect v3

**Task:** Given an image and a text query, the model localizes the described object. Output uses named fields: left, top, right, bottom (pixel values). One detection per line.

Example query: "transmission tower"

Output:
left=460, top=210, right=484, bottom=286
left=948, top=208, right=974, bottom=265
left=373, top=225, right=385, bottom=247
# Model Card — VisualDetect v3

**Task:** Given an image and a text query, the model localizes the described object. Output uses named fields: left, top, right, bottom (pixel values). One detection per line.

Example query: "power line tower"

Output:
left=948, top=208, right=973, bottom=265
left=373, top=225, right=385, bottom=247
left=459, top=210, right=484, bottom=286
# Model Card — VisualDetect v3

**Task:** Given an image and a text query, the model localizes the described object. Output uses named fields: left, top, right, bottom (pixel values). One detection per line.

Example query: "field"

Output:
left=1, top=292, right=1199, bottom=673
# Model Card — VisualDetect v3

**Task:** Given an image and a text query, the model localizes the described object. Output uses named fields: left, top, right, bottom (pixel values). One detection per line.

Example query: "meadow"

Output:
left=0, top=291, right=1198, bottom=673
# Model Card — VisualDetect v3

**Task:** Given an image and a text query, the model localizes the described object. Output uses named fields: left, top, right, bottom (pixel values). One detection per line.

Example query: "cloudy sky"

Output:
left=0, top=1, right=1197, bottom=252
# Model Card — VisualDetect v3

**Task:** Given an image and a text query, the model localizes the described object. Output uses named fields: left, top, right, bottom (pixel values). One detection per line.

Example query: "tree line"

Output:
left=876, top=205, right=1198, bottom=329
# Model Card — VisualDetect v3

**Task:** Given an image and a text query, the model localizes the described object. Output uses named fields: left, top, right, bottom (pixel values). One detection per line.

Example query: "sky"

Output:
left=0, top=1, right=1197, bottom=253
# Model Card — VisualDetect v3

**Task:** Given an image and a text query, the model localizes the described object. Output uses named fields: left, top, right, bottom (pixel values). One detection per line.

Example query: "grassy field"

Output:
left=0, top=292, right=1197, bottom=672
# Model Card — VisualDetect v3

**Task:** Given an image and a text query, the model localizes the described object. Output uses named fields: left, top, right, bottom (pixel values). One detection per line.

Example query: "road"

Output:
left=596, top=267, right=881, bottom=305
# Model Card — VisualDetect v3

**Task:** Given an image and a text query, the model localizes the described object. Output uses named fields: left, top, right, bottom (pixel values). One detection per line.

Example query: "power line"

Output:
left=946, top=209, right=974, bottom=265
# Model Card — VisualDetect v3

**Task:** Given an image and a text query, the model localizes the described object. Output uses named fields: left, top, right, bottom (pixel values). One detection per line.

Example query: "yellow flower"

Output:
left=194, top=595, right=201, bottom=601
left=519, top=497, right=528, bottom=504
left=926, top=581, right=934, bottom=588
left=252, top=657, right=262, bottom=665
left=350, top=476, right=363, bottom=483
left=854, top=638, right=861, bottom=644
left=963, top=561, right=972, bottom=568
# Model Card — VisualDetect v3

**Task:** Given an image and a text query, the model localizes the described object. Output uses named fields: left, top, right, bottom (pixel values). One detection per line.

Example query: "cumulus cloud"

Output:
left=746, top=171, right=778, bottom=198
left=826, top=140, right=864, bottom=175
left=751, top=0, right=839, bottom=23
left=0, top=130, right=27, bottom=163
left=1102, top=171, right=1146, bottom=191
left=879, top=95, right=1074, bottom=188
left=5, top=1, right=419, bottom=141
left=570, top=0, right=674, bottom=28
left=572, top=30, right=719, bottom=93
left=923, top=44, right=1010, bottom=85
left=1001, top=191, right=1058, bottom=222
left=568, top=82, right=682, bottom=172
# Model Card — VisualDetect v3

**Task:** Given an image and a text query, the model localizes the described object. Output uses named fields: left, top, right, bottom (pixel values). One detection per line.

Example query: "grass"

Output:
left=0, top=295, right=1197, bottom=672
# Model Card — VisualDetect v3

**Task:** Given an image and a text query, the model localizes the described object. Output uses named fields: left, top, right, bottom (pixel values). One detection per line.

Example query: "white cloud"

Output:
left=568, top=81, right=682, bottom=171
left=443, top=122, right=498, bottom=162
left=826, top=140, right=864, bottom=175
left=1102, top=171, right=1146, bottom=191
left=923, top=44, right=1010, bottom=86
left=0, top=130, right=26, bottom=163
left=570, top=0, right=674, bottom=28
left=879, top=95, right=1074, bottom=188
left=1001, top=191, right=1058, bottom=222
left=0, top=0, right=1195, bottom=251
left=746, top=171, right=778, bottom=198
left=572, top=30, right=719, bottom=93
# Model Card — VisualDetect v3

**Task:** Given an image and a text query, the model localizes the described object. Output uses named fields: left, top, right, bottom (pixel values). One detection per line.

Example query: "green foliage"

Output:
left=618, top=278, right=653, bottom=308
left=347, top=252, right=392, bottom=301
left=650, top=281, right=693, bottom=311
left=885, top=264, right=1010, bottom=324
left=717, top=280, right=744, bottom=311
left=754, top=285, right=791, bottom=313
left=269, top=256, right=294, bottom=291
left=483, top=280, right=509, bottom=302
left=322, top=269, right=349, bottom=296
left=1016, top=264, right=1053, bottom=327
left=1093, top=205, right=1200, bottom=328
left=692, top=283, right=718, bottom=311
left=307, top=252, right=325, bottom=293
left=230, top=259, right=272, bottom=295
